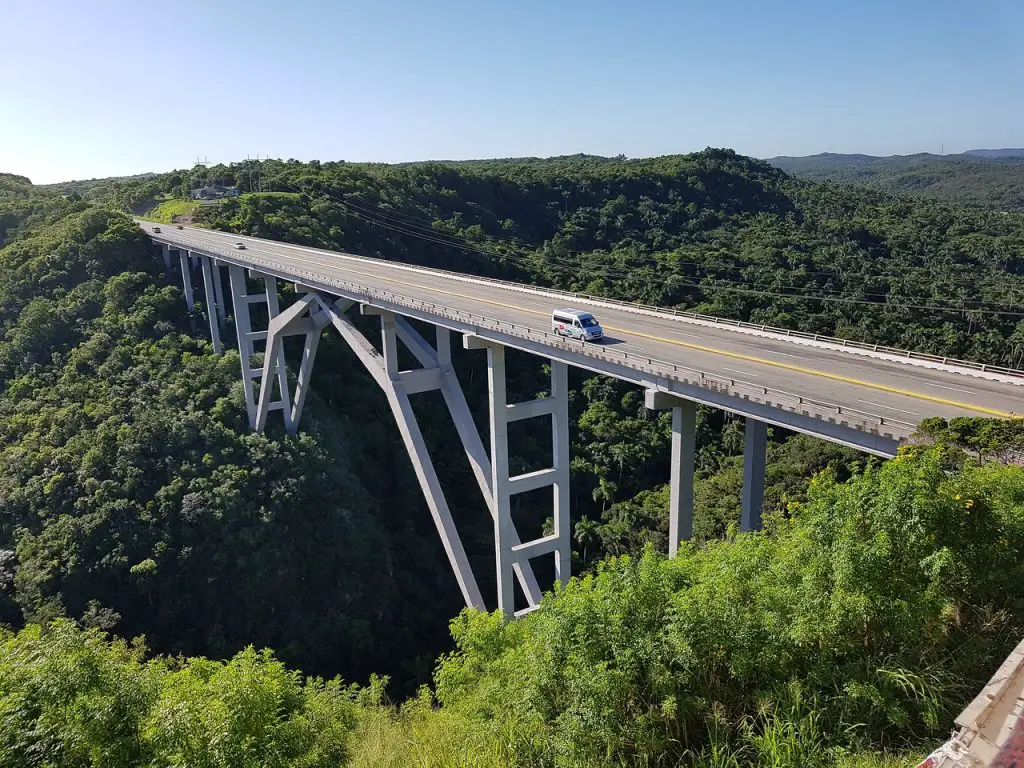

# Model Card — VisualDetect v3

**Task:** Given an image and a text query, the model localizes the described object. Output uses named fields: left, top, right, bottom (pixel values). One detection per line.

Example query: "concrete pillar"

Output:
left=161, top=243, right=172, bottom=275
left=551, top=361, right=571, bottom=585
left=211, top=261, right=227, bottom=325
left=669, top=401, right=697, bottom=555
left=487, top=344, right=515, bottom=616
left=178, top=250, right=194, bottom=311
left=228, top=265, right=257, bottom=428
left=199, top=256, right=222, bottom=355
left=741, top=418, right=768, bottom=531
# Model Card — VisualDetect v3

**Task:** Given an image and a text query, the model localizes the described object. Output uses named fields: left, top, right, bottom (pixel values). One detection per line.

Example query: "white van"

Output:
left=552, top=309, right=604, bottom=342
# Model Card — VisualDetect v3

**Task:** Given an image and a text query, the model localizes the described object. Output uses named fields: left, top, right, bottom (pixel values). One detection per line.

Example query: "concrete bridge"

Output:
left=140, top=220, right=1023, bottom=617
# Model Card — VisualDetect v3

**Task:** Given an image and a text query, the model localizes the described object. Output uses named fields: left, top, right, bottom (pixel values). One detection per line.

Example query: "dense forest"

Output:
left=1, top=152, right=1023, bottom=766
left=768, top=151, right=1024, bottom=212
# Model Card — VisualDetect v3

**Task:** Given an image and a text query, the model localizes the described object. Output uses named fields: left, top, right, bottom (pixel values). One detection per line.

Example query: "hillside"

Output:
left=2, top=154, right=1024, bottom=765
left=767, top=151, right=1024, bottom=210
left=965, top=148, right=1024, bottom=159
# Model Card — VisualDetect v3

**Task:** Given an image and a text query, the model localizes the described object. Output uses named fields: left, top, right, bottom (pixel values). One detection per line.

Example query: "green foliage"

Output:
left=434, top=447, right=1024, bottom=766
left=0, top=620, right=157, bottom=767
left=0, top=621, right=359, bottom=767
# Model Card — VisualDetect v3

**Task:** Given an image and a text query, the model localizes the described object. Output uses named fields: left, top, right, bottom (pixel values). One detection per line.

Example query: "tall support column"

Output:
left=178, top=250, right=194, bottom=311
left=669, top=401, right=697, bottom=555
left=644, top=390, right=697, bottom=556
left=211, top=262, right=227, bottom=326
left=470, top=336, right=571, bottom=618
left=551, top=361, right=571, bottom=585
left=487, top=345, right=516, bottom=616
left=289, top=326, right=321, bottom=430
left=160, top=243, right=172, bottom=275
left=199, top=256, right=223, bottom=355
left=228, top=268, right=262, bottom=430
left=742, top=418, right=768, bottom=531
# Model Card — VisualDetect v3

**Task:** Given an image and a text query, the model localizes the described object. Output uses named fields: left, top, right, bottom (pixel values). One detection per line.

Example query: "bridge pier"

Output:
left=741, top=418, right=768, bottom=531
left=160, top=243, right=172, bottom=276
left=670, top=401, right=696, bottom=553
left=645, top=390, right=696, bottom=555
left=251, top=289, right=563, bottom=614
left=466, top=337, right=571, bottom=617
left=178, top=250, right=194, bottom=311
left=199, top=256, right=222, bottom=355
left=211, top=261, right=227, bottom=327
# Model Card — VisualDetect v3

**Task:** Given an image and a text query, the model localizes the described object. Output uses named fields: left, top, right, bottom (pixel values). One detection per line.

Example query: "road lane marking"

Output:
left=857, top=399, right=920, bottom=416
left=723, top=367, right=758, bottom=378
left=927, top=383, right=974, bottom=394
left=171, top=234, right=1017, bottom=419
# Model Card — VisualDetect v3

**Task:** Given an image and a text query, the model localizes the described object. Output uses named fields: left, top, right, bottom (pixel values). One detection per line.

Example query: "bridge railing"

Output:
left=181, top=242, right=916, bottom=441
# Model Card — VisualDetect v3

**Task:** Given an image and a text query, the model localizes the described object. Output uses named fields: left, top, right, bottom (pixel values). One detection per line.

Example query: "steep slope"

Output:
left=0, top=190, right=470, bottom=684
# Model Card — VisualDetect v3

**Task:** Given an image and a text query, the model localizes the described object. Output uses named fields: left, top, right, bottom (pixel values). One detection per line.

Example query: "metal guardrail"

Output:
left=143, top=220, right=1024, bottom=381
left=166, top=237, right=917, bottom=441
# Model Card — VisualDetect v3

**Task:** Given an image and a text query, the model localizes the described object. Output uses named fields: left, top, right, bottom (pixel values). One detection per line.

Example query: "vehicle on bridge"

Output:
left=234, top=242, right=246, bottom=250
left=552, top=308, right=603, bottom=342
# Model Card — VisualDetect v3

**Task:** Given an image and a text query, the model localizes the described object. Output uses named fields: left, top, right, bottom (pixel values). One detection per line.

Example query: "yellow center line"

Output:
left=205, top=235, right=1017, bottom=419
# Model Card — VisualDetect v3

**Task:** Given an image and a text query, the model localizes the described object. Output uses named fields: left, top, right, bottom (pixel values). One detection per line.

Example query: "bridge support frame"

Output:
left=211, top=261, right=227, bottom=326
left=255, top=293, right=555, bottom=612
left=466, top=336, right=571, bottom=618
left=227, top=265, right=290, bottom=429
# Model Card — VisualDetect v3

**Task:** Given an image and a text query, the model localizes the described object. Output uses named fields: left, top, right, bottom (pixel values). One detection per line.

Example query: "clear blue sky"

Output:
left=1, top=0, right=1021, bottom=183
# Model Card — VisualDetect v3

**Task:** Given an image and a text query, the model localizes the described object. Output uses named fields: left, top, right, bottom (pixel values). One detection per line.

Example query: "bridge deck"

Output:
left=142, top=221, right=1023, bottom=452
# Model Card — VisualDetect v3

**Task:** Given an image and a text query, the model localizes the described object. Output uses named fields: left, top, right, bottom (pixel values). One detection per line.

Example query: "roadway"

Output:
left=141, top=221, right=1024, bottom=428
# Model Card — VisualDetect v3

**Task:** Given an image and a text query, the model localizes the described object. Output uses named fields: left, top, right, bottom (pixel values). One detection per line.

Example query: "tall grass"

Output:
left=146, top=198, right=199, bottom=223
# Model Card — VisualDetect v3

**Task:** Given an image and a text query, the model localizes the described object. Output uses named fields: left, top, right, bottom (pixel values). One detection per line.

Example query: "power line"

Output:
left=264, top=176, right=1024, bottom=317
left=289, top=174, right=1020, bottom=289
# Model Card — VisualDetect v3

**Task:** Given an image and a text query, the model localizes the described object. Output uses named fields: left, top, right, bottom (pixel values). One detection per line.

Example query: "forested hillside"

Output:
left=2, top=151, right=1024, bottom=766
left=768, top=152, right=1024, bottom=211
left=106, top=150, right=1024, bottom=368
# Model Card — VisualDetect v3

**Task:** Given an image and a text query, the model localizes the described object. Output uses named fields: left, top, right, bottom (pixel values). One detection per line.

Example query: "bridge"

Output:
left=139, top=220, right=1023, bottom=617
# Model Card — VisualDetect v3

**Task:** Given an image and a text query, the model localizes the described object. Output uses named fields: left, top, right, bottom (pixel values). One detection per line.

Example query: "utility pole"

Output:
left=194, top=156, right=210, bottom=194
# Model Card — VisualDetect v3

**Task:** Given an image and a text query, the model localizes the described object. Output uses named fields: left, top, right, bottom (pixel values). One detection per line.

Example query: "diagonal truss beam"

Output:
left=395, top=318, right=543, bottom=606
left=256, top=294, right=486, bottom=610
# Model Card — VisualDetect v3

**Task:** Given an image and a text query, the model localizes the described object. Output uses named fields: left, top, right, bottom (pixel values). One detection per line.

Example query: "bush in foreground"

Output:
left=434, top=445, right=1024, bottom=766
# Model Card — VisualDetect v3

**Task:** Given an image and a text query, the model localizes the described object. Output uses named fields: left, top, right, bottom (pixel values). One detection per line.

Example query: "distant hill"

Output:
left=965, top=148, right=1024, bottom=158
left=767, top=151, right=1024, bottom=210
left=0, top=172, right=32, bottom=192
left=40, top=171, right=157, bottom=201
